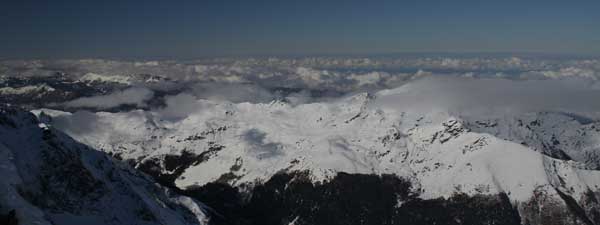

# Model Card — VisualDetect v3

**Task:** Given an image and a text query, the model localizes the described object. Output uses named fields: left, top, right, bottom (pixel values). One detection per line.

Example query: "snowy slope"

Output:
left=37, top=87, right=600, bottom=221
left=463, top=112, right=600, bottom=169
left=0, top=106, right=210, bottom=225
left=0, top=84, right=56, bottom=96
left=79, top=73, right=133, bottom=85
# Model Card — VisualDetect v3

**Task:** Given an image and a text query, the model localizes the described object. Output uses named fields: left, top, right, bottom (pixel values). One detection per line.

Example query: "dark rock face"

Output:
left=12, top=128, right=108, bottom=214
left=0, top=210, right=18, bottom=225
left=183, top=172, right=522, bottom=225
left=517, top=187, right=600, bottom=225
left=581, top=191, right=600, bottom=224
left=137, top=154, right=195, bottom=189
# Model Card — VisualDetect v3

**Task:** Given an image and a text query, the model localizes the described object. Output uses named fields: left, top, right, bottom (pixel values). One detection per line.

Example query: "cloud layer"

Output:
left=59, top=87, right=154, bottom=109
left=374, top=77, right=600, bottom=117
left=2, top=56, right=600, bottom=114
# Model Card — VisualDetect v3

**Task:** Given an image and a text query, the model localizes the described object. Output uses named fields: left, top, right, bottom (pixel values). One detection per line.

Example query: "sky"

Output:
left=1, top=0, right=599, bottom=59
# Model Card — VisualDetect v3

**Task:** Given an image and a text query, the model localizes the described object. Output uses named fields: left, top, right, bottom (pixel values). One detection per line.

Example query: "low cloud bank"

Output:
left=189, top=83, right=277, bottom=103
left=374, top=77, right=600, bottom=117
left=60, top=87, right=154, bottom=109
left=3, top=57, right=598, bottom=116
left=157, top=93, right=205, bottom=120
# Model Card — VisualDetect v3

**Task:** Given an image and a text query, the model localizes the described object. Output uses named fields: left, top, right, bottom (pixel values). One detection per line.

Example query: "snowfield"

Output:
left=36, top=84, right=600, bottom=213
left=0, top=84, right=56, bottom=96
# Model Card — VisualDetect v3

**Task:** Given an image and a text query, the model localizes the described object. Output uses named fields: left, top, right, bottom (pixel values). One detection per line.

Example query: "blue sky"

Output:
left=1, top=0, right=599, bottom=59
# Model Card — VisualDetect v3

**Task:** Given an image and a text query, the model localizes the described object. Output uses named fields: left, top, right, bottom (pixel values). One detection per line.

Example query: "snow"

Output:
left=0, top=84, right=56, bottom=95
left=412, top=132, right=550, bottom=201
left=35, top=89, right=600, bottom=208
left=79, top=73, right=132, bottom=85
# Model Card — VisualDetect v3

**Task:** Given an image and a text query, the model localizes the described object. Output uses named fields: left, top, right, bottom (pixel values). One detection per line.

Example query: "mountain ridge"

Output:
left=34, top=89, right=600, bottom=225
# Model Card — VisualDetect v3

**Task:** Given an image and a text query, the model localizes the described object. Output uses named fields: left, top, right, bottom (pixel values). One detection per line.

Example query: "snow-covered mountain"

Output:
left=464, top=112, right=600, bottom=169
left=0, top=74, right=105, bottom=109
left=37, top=87, right=600, bottom=225
left=0, top=106, right=210, bottom=225
left=4, top=57, right=600, bottom=224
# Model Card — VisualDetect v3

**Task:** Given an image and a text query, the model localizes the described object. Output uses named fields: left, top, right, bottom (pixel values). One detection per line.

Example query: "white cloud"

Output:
left=60, top=87, right=154, bottom=109
left=374, top=76, right=600, bottom=117
left=296, top=67, right=331, bottom=88
left=539, top=67, right=597, bottom=80
left=3, top=57, right=600, bottom=111
left=158, top=93, right=203, bottom=120
left=348, top=71, right=389, bottom=86
left=134, top=61, right=160, bottom=67
left=189, top=83, right=277, bottom=103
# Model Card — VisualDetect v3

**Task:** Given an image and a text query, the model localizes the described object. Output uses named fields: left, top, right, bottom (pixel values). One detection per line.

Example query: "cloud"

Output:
left=3, top=57, right=600, bottom=113
left=295, top=67, right=331, bottom=88
left=189, top=83, right=278, bottom=103
left=284, top=90, right=312, bottom=105
left=348, top=71, right=389, bottom=86
left=48, top=110, right=104, bottom=136
left=531, top=67, right=597, bottom=80
left=374, top=76, right=600, bottom=117
left=59, top=87, right=154, bottom=109
left=157, top=93, right=204, bottom=120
